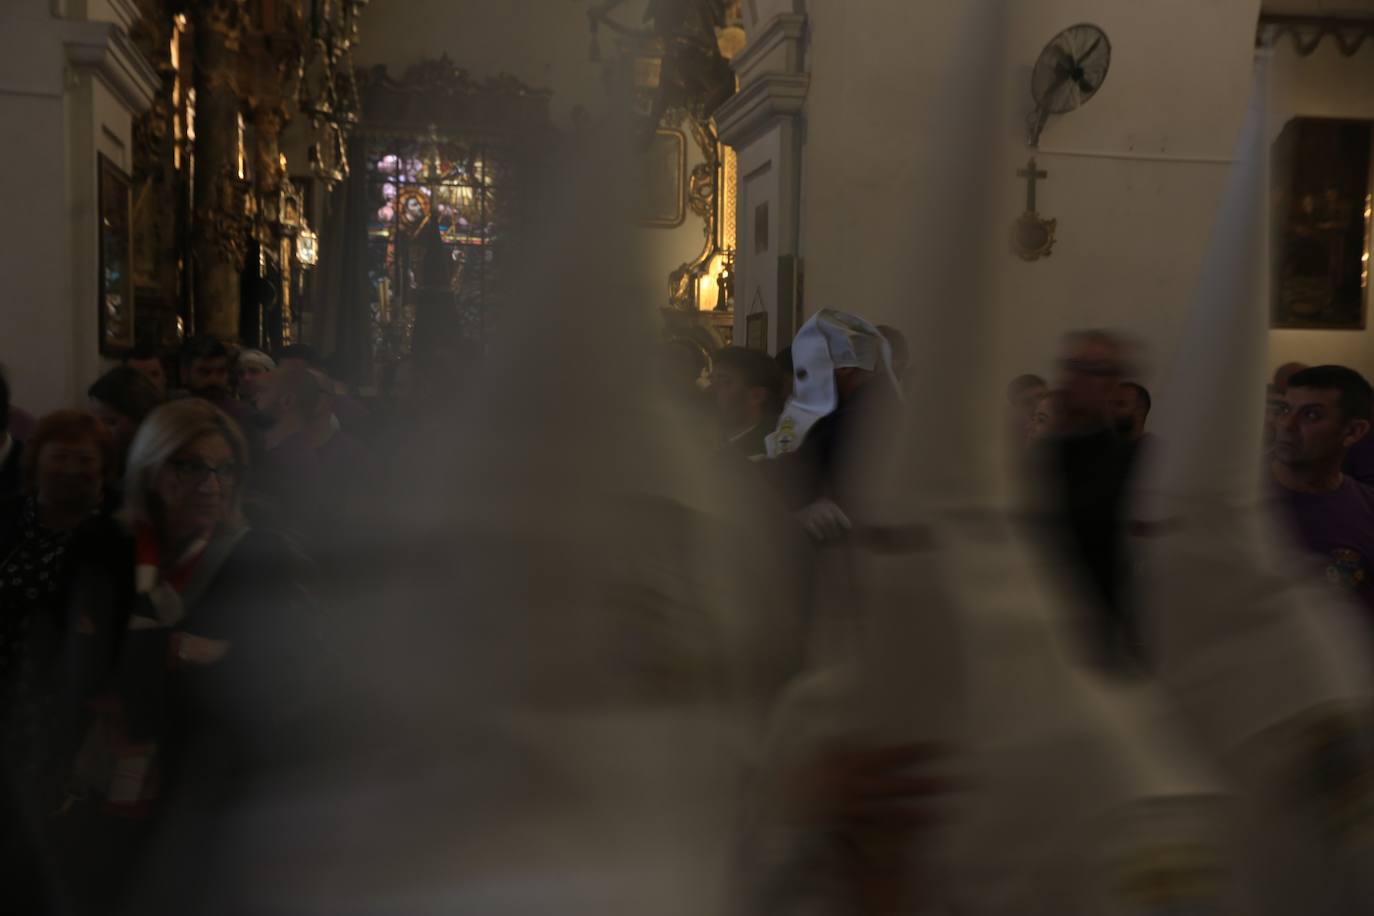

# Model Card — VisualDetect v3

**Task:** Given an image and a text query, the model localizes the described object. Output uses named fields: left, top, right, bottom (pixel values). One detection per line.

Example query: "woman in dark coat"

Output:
left=60, top=398, right=316, bottom=916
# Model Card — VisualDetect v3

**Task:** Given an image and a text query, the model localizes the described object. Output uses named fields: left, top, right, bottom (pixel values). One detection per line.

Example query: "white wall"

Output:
left=799, top=0, right=1262, bottom=426
left=0, top=0, right=152, bottom=415
left=1267, top=38, right=1374, bottom=382
left=0, top=3, right=78, bottom=415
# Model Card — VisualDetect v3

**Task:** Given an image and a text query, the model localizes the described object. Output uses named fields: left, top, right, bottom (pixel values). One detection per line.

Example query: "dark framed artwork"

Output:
left=640, top=129, right=686, bottom=228
left=98, top=154, right=136, bottom=353
left=1272, top=117, right=1373, bottom=330
left=746, top=309, right=768, bottom=351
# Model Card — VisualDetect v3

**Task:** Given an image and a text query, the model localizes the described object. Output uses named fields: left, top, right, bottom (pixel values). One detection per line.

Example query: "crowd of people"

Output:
left=2, top=313, right=1373, bottom=913
left=0, top=337, right=406, bottom=912
left=699, top=318, right=1374, bottom=672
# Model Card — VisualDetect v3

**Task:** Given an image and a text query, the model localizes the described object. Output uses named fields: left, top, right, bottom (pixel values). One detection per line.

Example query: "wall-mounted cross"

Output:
left=1012, top=156, right=1056, bottom=261
left=1018, top=157, right=1048, bottom=214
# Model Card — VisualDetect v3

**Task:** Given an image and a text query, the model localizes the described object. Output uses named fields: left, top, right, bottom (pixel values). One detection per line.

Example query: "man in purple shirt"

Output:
left=1270, top=365, right=1374, bottom=621
left=1344, top=436, right=1374, bottom=486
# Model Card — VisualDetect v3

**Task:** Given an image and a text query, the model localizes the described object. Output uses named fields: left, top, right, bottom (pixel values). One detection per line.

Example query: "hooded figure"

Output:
left=747, top=4, right=1242, bottom=914
left=766, top=309, right=898, bottom=459
left=764, top=310, right=901, bottom=530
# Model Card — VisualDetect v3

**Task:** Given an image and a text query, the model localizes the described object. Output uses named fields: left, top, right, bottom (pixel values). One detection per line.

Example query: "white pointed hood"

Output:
left=765, top=308, right=897, bottom=458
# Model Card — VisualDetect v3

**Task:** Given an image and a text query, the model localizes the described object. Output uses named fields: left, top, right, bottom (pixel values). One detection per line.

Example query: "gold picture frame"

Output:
left=641, top=129, right=686, bottom=228
left=1272, top=117, right=1372, bottom=330
left=98, top=154, right=135, bottom=353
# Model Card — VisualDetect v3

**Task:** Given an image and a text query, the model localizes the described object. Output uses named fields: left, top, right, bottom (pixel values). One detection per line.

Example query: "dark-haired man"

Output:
left=179, top=336, right=231, bottom=401
left=710, top=346, right=783, bottom=459
left=125, top=343, right=168, bottom=398
left=1270, top=365, right=1374, bottom=619
left=176, top=336, right=260, bottom=437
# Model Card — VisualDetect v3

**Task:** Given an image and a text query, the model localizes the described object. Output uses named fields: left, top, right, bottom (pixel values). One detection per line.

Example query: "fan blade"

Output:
left=1038, top=71, right=1071, bottom=106
left=1077, top=34, right=1103, bottom=65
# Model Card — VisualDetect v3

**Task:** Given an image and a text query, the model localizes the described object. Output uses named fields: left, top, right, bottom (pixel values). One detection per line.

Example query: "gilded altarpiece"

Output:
left=129, top=4, right=194, bottom=349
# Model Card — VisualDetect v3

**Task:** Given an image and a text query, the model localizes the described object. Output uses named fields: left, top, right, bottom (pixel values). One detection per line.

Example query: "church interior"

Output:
left=4, top=1, right=1374, bottom=913
left=1, top=1, right=1373, bottom=408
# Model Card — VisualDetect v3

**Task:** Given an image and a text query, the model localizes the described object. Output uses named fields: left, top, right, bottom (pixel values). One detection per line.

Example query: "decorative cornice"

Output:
left=714, top=71, right=808, bottom=147
left=1257, top=14, right=1374, bottom=56
left=63, top=20, right=161, bottom=113
left=731, top=13, right=806, bottom=84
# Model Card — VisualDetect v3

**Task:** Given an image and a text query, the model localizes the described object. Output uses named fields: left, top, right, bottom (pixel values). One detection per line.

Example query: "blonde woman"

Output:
left=63, top=399, right=313, bottom=915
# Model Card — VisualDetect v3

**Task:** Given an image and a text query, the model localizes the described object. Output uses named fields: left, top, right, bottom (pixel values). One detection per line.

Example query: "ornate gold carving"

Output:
left=128, top=1, right=187, bottom=344
left=356, top=55, right=547, bottom=98
left=668, top=113, right=725, bottom=310
left=205, top=0, right=248, bottom=53
left=198, top=164, right=253, bottom=270
left=719, top=143, right=737, bottom=252
left=589, top=0, right=736, bottom=126
left=1012, top=212, right=1057, bottom=262
left=201, top=65, right=243, bottom=96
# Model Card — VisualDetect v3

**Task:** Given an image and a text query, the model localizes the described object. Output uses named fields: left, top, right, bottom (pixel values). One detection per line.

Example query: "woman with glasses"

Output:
left=59, top=399, right=314, bottom=915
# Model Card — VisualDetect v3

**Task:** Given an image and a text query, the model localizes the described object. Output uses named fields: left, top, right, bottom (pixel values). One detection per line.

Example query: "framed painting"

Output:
left=640, top=129, right=686, bottom=228
left=746, top=310, right=768, bottom=352
left=98, top=154, right=136, bottom=353
left=1272, top=117, right=1373, bottom=330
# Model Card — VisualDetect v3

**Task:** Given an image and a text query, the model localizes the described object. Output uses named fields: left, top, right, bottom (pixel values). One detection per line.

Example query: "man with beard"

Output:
left=175, top=337, right=259, bottom=444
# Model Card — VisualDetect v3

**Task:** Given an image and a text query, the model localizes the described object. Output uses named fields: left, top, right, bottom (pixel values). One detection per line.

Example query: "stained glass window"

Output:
left=364, top=133, right=515, bottom=366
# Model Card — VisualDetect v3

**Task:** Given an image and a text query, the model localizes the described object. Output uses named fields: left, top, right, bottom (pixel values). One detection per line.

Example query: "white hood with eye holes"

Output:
left=765, top=309, right=896, bottom=459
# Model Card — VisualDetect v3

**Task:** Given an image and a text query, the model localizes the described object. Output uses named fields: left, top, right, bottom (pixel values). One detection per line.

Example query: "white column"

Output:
left=715, top=13, right=808, bottom=353
left=0, top=0, right=156, bottom=415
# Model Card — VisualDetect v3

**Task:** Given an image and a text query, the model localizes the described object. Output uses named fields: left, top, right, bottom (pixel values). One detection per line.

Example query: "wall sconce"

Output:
left=297, top=225, right=319, bottom=268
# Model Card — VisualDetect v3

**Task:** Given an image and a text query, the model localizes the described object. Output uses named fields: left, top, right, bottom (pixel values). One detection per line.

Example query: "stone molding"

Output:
left=63, top=19, right=160, bottom=113
left=715, top=71, right=808, bottom=147
left=731, top=13, right=806, bottom=85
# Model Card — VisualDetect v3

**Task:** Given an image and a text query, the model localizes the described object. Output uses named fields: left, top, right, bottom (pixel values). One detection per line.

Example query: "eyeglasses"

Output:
left=166, top=457, right=239, bottom=487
